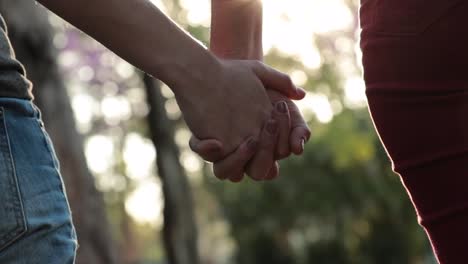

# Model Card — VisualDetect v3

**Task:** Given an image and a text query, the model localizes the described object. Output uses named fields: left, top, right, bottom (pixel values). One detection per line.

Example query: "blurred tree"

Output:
left=0, top=2, right=118, bottom=263
left=144, top=75, right=200, bottom=264
left=207, top=109, right=431, bottom=264
left=199, top=0, right=433, bottom=262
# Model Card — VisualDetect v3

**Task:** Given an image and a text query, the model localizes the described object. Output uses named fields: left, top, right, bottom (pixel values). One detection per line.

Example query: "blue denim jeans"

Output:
left=0, top=98, right=77, bottom=263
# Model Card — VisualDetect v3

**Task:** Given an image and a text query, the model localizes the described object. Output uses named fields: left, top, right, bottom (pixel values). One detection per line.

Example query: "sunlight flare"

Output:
left=125, top=179, right=164, bottom=227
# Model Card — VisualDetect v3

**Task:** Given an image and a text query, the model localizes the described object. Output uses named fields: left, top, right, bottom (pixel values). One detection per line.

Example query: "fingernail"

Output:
left=247, top=138, right=258, bottom=150
left=300, top=137, right=305, bottom=152
left=266, top=120, right=278, bottom=134
left=275, top=101, right=288, bottom=113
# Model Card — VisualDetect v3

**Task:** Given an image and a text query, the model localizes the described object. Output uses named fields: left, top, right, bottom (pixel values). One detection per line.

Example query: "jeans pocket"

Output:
left=0, top=107, right=27, bottom=252
left=369, top=0, right=461, bottom=36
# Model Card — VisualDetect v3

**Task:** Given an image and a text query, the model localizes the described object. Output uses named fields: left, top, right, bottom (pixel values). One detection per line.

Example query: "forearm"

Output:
left=211, top=0, right=263, bottom=60
left=38, top=0, right=220, bottom=97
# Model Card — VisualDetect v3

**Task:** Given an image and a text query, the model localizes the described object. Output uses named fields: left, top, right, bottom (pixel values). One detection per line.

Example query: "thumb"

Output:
left=251, top=61, right=306, bottom=100
left=189, top=136, right=224, bottom=162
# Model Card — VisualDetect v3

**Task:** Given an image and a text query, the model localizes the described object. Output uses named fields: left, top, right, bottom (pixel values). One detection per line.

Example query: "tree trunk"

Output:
left=143, top=75, right=200, bottom=264
left=0, top=2, right=118, bottom=264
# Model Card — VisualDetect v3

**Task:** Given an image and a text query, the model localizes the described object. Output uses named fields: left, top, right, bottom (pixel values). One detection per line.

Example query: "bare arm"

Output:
left=38, top=0, right=219, bottom=98
left=37, top=0, right=302, bottom=156
left=210, top=0, right=310, bottom=155
left=211, top=0, right=263, bottom=60
left=192, top=0, right=311, bottom=181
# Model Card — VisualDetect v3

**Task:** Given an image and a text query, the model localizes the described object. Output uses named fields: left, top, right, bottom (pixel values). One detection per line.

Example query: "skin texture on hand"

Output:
left=178, top=59, right=305, bottom=157
left=191, top=92, right=311, bottom=182
left=176, top=59, right=270, bottom=156
left=266, top=90, right=311, bottom=156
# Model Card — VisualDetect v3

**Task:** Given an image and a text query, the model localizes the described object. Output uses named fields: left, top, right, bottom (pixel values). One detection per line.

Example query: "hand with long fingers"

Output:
left=190, top=94, right=310, bottom=182
left=266, top=90, right=311, bottom=156
left=176, top=59, right=304, bottom=158
left=199, top=0, right=310, bottom=182
left=246, top=91, right=311, bottom=181
left=190, top=116, right=282, bottom=182
left=244, top=118, right=281, bottom=181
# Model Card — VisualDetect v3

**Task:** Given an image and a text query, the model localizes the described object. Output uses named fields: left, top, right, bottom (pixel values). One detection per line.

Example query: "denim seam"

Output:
left=37, top=122, right=60, bottom=172
left=34, top=109, right=73, bottom=222
left=31, top=103, right=58, bottom=170
left=0, top=107, right=27, bottom=251
left=33, top=107, right=77, bottom=248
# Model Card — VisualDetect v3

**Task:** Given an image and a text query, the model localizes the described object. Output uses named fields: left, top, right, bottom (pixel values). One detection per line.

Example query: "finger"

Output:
left=290, top=126, right=311, bottom=155
left=264, top=162, right=280, bottom=180
left=272, top=101, right=291, bottom=159
left=267, top=90, right=311, bottom=156
left=246, top=119, right=279, bottom=181
left=213, top=137, right=258, bottom=181
left=228, top=172, right=245, bottom=183
left=285, top=100, right=311, bottom=155
left=189, top=137, right=224, bottom=162
left=251, top=61, right=306, bottom=100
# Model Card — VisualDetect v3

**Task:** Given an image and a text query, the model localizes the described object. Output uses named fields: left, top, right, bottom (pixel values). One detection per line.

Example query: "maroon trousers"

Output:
left=360, top=1, right=468, bottom=263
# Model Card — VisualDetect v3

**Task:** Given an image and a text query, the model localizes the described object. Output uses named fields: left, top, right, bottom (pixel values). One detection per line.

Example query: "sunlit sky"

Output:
left=167, top=0, right=365, bottom=123
left=57, top=0, right=365, bottom=226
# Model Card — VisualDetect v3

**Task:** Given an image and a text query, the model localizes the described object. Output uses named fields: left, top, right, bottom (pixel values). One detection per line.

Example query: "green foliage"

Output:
left=207, top=109, right=431, bottom=264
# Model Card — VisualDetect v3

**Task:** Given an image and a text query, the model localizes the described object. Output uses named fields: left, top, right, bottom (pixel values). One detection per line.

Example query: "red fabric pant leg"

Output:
left=366, top=84, right=468, bottom=263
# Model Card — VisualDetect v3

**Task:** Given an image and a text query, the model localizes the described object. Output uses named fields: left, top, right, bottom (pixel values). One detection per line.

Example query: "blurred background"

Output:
left=0, top=0, right=437, bottom=263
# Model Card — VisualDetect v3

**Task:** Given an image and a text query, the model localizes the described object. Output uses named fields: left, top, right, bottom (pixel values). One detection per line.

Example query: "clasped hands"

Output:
left=177, top=59, right=310, bottom=182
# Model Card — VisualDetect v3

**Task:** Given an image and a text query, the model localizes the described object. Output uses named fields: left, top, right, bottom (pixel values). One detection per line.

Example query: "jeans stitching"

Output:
left=32, top=104, right=75, bottom=238
left=31, top=103, right=59, bottom=170
left=0, top=107, right=27, bottom=251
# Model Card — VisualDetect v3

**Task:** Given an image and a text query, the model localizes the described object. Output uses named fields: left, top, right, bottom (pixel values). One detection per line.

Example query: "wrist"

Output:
left=210, top=0, right=263, bottom=60
left=210, top=42, right=263, bottom=60
left=157, top=44, right=222, bottom=99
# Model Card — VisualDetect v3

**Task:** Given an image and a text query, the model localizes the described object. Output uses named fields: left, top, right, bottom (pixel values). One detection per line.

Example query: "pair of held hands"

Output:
left=179, top=59, right=310, bottom=182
